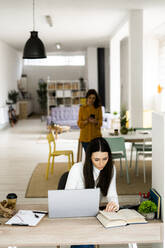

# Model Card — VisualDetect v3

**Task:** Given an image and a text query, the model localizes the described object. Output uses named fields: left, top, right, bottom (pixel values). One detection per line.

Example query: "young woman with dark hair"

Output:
left=77, top=89, right=102, bottom=152
left=65, top=137, right=119, bottom=212
left=65, top=137, right=118, bottom=248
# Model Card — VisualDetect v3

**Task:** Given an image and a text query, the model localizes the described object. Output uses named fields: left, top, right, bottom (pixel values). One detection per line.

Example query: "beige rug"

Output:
left=25, top=161, right=151, bottom=198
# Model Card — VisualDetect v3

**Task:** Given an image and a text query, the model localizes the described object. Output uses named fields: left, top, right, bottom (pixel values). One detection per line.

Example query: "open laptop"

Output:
left=48, top=188, right=100, bottom=218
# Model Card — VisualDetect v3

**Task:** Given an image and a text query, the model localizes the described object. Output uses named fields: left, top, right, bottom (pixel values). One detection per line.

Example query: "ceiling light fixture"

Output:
left=23, top=0, right=46, bottom=59
left=56, top=43, right=61, bottom=50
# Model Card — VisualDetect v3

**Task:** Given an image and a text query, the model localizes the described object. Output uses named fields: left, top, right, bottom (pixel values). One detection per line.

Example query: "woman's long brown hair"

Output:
left=83, top=137, right=113, bottom=196
left=86, top=89, right=101, bottom=108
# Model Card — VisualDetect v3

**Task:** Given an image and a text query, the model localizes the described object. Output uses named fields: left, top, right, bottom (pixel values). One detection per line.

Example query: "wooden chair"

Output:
left=105, top=137, right=130, bottom=184
left=46, top=132, right=74, bottom=180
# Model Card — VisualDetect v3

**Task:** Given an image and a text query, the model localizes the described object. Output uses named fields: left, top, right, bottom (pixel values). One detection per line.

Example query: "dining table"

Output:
left=77, top=129, right=152, bottom=162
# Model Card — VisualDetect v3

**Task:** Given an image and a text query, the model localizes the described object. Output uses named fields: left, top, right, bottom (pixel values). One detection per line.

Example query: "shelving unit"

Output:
left=47, top=80, right=87, bottom=115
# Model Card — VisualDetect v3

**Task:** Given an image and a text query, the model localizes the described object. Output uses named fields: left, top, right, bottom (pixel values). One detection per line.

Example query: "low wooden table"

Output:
left=0, top=204, right=163, bottom=247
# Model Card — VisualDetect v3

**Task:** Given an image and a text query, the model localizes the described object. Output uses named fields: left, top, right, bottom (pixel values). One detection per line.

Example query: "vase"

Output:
left=120, top=126, right=128, bottom=135
left=141, top=212, right=155, bottom=220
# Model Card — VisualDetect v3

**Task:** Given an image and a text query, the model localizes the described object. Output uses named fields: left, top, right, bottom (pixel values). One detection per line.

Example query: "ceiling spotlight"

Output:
left=23, top=0, right=46, bottom=59
left=56, top=43, right=61, bottom=50
left=45, top=15, right=53, bottom=27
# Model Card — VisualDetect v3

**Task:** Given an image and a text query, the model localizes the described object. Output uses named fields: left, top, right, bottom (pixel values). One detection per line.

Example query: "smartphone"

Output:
left=90, top=114, right=95, bottom=119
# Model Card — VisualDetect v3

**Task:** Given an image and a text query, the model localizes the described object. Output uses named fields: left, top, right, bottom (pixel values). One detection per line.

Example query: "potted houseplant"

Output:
left=138, top=200, right=157, bottom=220
left=120, top=107, right=128, bottom=134
left=36, top=79, right=47, bottom=121
left=8, top=90, right=19, bottom=104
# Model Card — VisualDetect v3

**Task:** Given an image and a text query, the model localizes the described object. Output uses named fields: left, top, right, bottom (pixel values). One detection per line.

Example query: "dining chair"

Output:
left=129, top=128, right=152, bottom=183
left=46, top=132, right=74, bottom=180
left=105, top=137, right=130, bottom=184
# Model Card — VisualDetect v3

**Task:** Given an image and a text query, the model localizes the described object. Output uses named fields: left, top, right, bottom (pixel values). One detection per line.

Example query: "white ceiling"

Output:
left=0, top=0, right=165, bottom=53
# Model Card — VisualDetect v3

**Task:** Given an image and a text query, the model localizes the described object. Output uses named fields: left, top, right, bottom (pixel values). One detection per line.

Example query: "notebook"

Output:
left=5, top=210, right=46, bottom=226
left=149, top=188, right=161, bottom=219
left=48, top=188, right=100, bottom=218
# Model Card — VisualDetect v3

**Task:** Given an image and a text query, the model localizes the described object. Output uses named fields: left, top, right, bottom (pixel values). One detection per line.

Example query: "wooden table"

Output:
left=0, top=204, right=163, bottom=247
left=104, top=130, right=152, bottom=143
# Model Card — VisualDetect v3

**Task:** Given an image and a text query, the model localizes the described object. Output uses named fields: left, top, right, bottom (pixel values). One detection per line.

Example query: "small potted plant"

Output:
left=120, top=106, right=128, bottom=134
left=138, top=200, right=157, bottom=220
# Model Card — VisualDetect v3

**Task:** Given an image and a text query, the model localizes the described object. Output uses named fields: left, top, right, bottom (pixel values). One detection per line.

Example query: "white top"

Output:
left=65, top=162, right=119, bottom=207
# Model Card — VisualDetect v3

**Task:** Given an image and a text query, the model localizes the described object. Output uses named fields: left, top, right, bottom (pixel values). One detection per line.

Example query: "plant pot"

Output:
left=120, top=126, right=128, bottom=135
left=141, top=212, right=155, bottom=220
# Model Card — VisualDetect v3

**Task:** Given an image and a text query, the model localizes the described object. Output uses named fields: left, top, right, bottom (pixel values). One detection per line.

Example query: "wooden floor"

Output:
left=0, top=117, right=79, bottom=204
left=0, top=117, right=154, bottom=248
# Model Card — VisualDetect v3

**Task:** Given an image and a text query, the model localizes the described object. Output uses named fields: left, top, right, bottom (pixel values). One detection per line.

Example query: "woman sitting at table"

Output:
left=65, top=137, right=119, bottom=211
left=65, top=137, right=119, bottom=248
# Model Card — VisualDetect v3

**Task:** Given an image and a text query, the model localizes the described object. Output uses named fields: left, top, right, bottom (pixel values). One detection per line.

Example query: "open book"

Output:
left=96, top=209, right=147, bottom=228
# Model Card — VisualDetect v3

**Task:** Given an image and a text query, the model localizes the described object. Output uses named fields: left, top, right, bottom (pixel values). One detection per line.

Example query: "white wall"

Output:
left=120, top=35, right=159, bottom=114
left=87, top=47, right=98, bottom=91
left=120, top=37, right=129, bottom=110
left=0, top=40, right=22, bottom=126
left=129, top=10, right=143, bottom=128
left=156, top=39, right=165, bottom=112
left=23, top=65, right=87, bottom=113
left=110, top=22, right=128, bottom=114
left=152, top=112, right=165, bottom=248
left=0, top=41, right=22, bottom=106
left=105, top=48, right=110, bottom=112
left=152, top=112, right=165, bottom=222
left=143, top=36, right=159, bottom=110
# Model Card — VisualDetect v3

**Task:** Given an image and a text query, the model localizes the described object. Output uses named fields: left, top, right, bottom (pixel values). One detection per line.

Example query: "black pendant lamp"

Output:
left=23, top=0, right=46, bottom=59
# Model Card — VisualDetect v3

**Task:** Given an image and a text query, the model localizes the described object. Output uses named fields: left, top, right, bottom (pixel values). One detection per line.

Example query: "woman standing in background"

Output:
left=77, top=89, right=102, bottom=152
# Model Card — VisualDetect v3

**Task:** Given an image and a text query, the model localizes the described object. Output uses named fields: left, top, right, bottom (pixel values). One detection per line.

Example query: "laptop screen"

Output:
left=48, top=188, right=100, bottom=218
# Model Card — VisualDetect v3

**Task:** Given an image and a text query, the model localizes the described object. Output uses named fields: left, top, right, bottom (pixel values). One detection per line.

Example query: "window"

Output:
left=24, top=55, right=85, bottom=66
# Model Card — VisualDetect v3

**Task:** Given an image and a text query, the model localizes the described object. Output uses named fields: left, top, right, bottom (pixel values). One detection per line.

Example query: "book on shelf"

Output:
left=149, top=188, right=161, bottom=219
left=96, top=209, right=147, bottom=228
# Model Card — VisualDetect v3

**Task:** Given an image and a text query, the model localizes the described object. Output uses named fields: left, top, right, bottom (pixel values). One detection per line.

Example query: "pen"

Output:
left=32, top=211, right=48, bottom=214
left=11, top=223, right=29, bottom=226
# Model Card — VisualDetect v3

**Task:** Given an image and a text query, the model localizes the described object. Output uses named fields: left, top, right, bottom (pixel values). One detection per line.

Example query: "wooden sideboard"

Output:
left=19, top=101, right=33, bottom=119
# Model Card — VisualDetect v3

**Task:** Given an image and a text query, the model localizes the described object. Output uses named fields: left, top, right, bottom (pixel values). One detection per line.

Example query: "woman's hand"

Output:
left=88, top=117, right=98, bottom=124
left=105, top=202, right=119, bottom=212
left=83, top=120, right=88, bottom=125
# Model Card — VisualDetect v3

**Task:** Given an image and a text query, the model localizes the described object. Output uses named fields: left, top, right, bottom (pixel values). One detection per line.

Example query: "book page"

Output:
left=99, top=209, right=147, bottom=224
left=96, top=213, right=127, bottom=228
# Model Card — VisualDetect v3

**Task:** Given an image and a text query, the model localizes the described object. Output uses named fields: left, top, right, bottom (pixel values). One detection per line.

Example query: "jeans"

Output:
left=71, top=246, right=94, bottom=248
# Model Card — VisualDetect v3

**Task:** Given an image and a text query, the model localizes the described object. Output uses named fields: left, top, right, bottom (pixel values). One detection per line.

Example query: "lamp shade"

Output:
left=23, top=31, right=46, bottom=59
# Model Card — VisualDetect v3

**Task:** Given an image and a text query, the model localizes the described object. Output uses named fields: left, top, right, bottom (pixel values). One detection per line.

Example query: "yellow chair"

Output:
left=46, top=132, right=74, bottom=180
